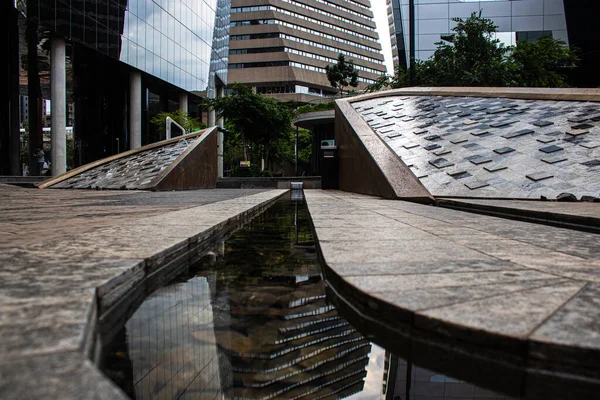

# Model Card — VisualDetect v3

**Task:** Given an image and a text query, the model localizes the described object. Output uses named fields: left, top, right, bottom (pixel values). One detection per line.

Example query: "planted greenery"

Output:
left=295, top=102, right=335, bottom=115
left=366, top=11, right=578, bottom=92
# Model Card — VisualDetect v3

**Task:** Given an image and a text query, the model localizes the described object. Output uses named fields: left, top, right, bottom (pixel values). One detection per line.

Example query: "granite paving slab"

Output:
left=0, top=185, right=287, bottom=398
left=306, top=190, right=600, bottom=375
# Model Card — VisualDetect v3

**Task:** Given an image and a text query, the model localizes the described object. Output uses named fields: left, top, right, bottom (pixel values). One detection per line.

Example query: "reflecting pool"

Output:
left=101, top=193, right=521, bottom=399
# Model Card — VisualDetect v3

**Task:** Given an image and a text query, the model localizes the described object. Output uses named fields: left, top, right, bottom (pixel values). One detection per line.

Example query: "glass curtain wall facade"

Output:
left=1, top=0, right=229, bottom=175
left=227, top=0, right=387, bottom=102
left=388, top=0, right=568, bottom=69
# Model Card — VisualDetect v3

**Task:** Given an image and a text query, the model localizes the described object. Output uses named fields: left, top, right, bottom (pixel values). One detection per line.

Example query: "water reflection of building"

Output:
left=123, top=276, right=225, bottom=399
left=2, top=0, right=229, bottom=175
left=382, top=351, right=517, bottom=400
left=211, top=271, right=372, bottom=399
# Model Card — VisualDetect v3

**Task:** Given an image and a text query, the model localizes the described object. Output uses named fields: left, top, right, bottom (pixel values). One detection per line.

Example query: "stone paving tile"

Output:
left=344, top=269, right=557, bottom=293
left=0, top=352, right=128, bottom=399
left=319, top=239, right=496, bottom=265
left=329, top=259, right=519, bottom=277
left=374, top=278, right=568, bottom=312
left=0, top=288, right=96, bottom=359
left=530, top=283, right=600, bottom=367
left=417, top=281, right=584, bottom=338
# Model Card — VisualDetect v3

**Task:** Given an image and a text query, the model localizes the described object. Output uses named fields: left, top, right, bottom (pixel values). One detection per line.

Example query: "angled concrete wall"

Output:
left=335, top=99, right=433, bottom=202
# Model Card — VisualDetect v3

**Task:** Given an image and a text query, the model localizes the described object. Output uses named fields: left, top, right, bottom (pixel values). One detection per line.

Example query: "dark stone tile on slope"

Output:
left=526, top=172, right=554, bottom=182
left=429, top=158, right=454, bottom=169
left=465, top=180, right=489, bottom=190
left=451, top=138, right=468, bottom=144
left=484, top=164, right=508, bottom=173
left=467, top=155, right=493, bottom=165
left=423, top=143, right=442, bottom=151
left=502, top=129, right=535, bottom=139
left=571, top=123, right=594, bottom=130
left=542, top=155, right=568, bottom=164
left=581, top=159, right=600, bottom=167
left=532, top=120, right=554, bottom=127
left=447, top=170, right=472, bottom=180
left=539, top=145, right=564, bottom=154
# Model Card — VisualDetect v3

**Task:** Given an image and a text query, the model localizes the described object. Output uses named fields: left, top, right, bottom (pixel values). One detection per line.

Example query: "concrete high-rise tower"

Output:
left=228, top=0, right=387, bottom=102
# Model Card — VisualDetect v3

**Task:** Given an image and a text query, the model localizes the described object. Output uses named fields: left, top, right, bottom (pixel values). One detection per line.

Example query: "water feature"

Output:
left=101, top=193, right=525, bottom=399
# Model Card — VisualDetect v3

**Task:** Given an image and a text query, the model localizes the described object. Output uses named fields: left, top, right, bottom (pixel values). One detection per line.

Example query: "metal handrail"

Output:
left=166, top=117, right=186, bottom=140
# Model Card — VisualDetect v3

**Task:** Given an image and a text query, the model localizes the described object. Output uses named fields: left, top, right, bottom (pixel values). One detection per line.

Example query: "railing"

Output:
left=166, top=117, right=186, bottom=140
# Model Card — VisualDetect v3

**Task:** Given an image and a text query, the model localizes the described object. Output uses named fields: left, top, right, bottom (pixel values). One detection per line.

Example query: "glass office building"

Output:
left=0, top=0, right=229, bottom=176
left=388, top=0, right=569, bottom=68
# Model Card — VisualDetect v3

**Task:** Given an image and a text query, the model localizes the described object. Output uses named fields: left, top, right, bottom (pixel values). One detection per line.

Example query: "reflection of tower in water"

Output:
left=210, top=268, right=372, bottom=400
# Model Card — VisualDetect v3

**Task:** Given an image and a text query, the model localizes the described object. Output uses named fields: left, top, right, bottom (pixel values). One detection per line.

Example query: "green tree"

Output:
left=389, top=11, right=578, bottom=88
left=419, top=11, right=509, bottom=86
left=325, top=54, right=359, bottom=96
left=203, top=83, right=293, bottom=164
left=150, top=110, right=206, bottom=136
left=508, top=37, right=578, bottom=87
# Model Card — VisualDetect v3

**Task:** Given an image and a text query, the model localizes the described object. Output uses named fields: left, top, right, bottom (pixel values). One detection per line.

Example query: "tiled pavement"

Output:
left=0, top=184, right=287, bottom=399
left=305, top=190, right=600, bottom=376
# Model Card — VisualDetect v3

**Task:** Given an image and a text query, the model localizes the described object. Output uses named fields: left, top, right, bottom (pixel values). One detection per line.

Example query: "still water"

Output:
left=102, top=193, right=518, bottom=399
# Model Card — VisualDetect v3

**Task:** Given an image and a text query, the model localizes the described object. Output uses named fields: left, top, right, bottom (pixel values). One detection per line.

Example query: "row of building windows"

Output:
left=281, top=33, right=383, bottom=64
left=289, top=62, right=377, bottom=84
left=232, top=19, right=380, bottom=52
left=229, top=60, right=377, bottom=84
left=236, top=351, right=369, bottom=390
left=231, top=1, right=373, bottom=32
left=230, top=32, right=280, bottom=40
left=256, top=85, right=297, bottom=94
left=231, top=6, right=378, bottom=42
left=229, top=47, right=284, bottom=54
left=311, top=0, right=372, bottom=19
left=279, top=0, right=375, bottom=32
left=285, top=48, right=384, bottom=75
left=229, top=45, right=383, bottom=74
left=231, top=19, right=275, bottom=26
left=232, top=341, right=369, bottom=373
left=229, top=61, right=289, bottom=68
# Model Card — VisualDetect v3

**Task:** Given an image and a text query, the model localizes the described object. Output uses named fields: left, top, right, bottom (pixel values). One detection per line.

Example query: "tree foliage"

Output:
left=325, top=54, right=359, bottom=96
left=366, top=12, right=578, bottom=91
left=203, top=83, right=293, bottom=163
left=509, top=37, right=578, bottom=87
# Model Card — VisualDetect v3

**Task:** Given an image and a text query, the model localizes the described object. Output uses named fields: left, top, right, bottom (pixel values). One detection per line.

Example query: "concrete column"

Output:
left=129, top=71, right=142, bottom=149
left=216, top=85, right=224, bottom=178
left=51, top=36, right=66, bottom=176
left=208, top=109, right=216, bottom=127
left=179, top=92, right=188, bottom=114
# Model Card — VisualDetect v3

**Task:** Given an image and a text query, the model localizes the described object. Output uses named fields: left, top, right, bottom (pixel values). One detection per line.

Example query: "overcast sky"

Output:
left=371, top=0, right=394, bottom=74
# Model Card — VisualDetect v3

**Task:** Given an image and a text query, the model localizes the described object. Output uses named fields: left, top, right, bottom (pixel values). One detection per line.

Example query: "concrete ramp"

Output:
left=39, top=127, right=218, bottom=191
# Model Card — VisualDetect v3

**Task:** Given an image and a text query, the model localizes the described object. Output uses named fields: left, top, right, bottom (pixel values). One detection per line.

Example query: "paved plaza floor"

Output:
left=305, top=190, right=600, bottom=379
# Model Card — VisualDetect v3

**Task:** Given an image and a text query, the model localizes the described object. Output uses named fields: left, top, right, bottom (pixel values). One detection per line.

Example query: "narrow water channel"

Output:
left=102, top=193, right=520, bottom=400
